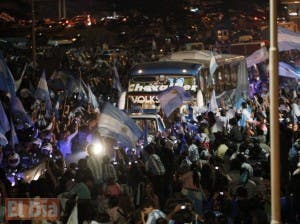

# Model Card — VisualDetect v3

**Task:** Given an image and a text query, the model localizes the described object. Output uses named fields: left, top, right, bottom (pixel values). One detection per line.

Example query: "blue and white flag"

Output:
left=35, top=70, right=52, bottom=117
left=209, top=52, right=218, bottom=78
left=0, top=100, right=10, bottom=134
left=87, top=85, right=99, bottom=109
left=246, top=46, right=269, bottom=68
left=22, top=161, right=47, bottom=183
left=15, top=63, right=27, bottom=91
left=209, top=89, right=218, bottom=112
left=9, top=116, right=19, bottom=149
left=158, top=86, right=191, bottom=118
left=67, top=204, right=78, bottom=224
left=10, top=96, right=33, bottom=127
left=279, top=61, right=300, bottom=79
left=112, top=60, right=122, bottom=94
left=0, top=132, right=8, bottom=146
left=278, top=26, right=300, bottom=52
left=0, top=51, right=16, bottom=96
left=98, top=102, right=143, bottom=147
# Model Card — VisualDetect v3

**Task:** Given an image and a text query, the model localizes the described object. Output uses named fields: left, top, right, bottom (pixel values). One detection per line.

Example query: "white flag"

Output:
left=278, top=26, right=300, bottom=51
left=67, top=204, right=78, bottom=224
left=209, top=53, right=218, bottom=77
left=209, top=89, right=218, bottom=112
left=246, top=47, right=269, bottom=68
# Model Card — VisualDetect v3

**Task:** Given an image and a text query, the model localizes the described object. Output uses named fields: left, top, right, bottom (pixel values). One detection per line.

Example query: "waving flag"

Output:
left=0, top=100, right=10, bottom=134
left=87, top=85, right=99, bottom=109
left=209, top=89, right=218, bottom=112
left=112, top=61, right=122, bottom=94
left=10, top=96, right=33, bottom=127
left=246, top=46, right=269, bottom=68
left=98, top=102, right=143, bottom=147
left=9, top=116, right=19, bottom=149
left=158, top=86, right=191, bottom=118
left=209, top=52, right=218, bottom=78
left=35, top=70, right=52, bottom=117
left=278, top=61, right=300, bottom=79
left=0, top=132, right=8, bottom=146
left=0, top=51, right=16, bottom=96
left=278, top=26, right=300, bottom=51
left=15, top=63, right=27, bottom=91
left=22, top=161, right=46, bottom=183
left=67, top=204, right=78, bottom=224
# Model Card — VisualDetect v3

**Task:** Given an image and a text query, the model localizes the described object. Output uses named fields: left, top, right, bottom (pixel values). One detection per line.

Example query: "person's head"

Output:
left=141, top=198, right=155, bottom=214
left=241, top=102, right=247, bottom=109
left=78, top=158, right=88, bottom=169
left=145, top=182, right=155, bottom=194
left=82, top=174, right=94, bottom=189
left=144, top=143, right=155, bottom=155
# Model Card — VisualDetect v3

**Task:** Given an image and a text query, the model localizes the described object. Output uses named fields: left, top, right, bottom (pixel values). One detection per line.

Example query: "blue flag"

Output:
left=112, top=62, right=122, bottom=94
left=209, top=52, right=218, bottom=78
left=35, top=70, right=52, bottom=117
left=0, top=100, right=10, bottom=134
left=87, top=84, right=99, bottom=109
left=9, top=116, right=19, bottom=149
left=158, top=86, right=191, bottom=118
left=98, top=102, right=143, bottom=147
left=10, top=96, right=33, bottom=127
left=0, top=51, right=16, bottom=96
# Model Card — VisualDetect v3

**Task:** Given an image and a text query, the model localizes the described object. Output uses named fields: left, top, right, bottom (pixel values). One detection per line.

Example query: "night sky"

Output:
left=0, top=0, right=269, bottom=20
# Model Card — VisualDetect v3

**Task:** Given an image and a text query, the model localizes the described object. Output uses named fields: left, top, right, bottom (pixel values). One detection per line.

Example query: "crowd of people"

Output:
left=0, top=41, right=300, bottom=224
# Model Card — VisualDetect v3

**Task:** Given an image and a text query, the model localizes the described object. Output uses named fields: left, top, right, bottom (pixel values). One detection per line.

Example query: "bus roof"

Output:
left=130, top=61, right=202, bottom=76
left=160, top=50, right=245, bottom=66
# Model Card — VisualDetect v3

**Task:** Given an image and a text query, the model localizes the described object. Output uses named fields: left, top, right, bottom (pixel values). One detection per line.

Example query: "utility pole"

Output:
left=58, top=0, right=62, bottom=19
left=269, top=0, right=281, bottom=223
left=62, top=0, right=66, bottom=19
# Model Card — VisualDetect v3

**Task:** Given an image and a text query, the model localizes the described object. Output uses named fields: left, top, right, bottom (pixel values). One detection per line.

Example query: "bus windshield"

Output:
left=128, top=75, right=197, bottom=93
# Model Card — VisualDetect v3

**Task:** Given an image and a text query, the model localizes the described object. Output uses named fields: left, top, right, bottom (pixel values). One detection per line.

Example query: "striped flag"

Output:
left=0, top=100, right=10, bottom=134
left=35, top=70, right=52, bottom=117
left=10, top=96, right=33, bottom=127
left=209, top=52, right=218, bottom=78
left=98, top=102, right=143, bottom=147
left=246, top=46, right=269, bottom=68
left=279, top=61, right=300, bottom=79
left=0, top=51, right=16, bottom=96
left=158, top=86, right=191, bottom=118
left=209, top=89, right=218, bottom=112
left=112, top=60, right=122, bottom=94
left=87, top=85, right=99, bottom=109
left=278, top=26, right=300, bottom=51
left=22, top=161, right=46, bottom=183
left=9, top=116, right=19, bottom=149
left=15, top=63, right=27, bottom=91
left=0, top=132, right=8, bottom=146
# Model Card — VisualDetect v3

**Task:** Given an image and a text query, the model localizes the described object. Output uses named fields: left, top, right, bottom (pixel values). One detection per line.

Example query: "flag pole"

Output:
left=269, top=0, right=281, bottom=223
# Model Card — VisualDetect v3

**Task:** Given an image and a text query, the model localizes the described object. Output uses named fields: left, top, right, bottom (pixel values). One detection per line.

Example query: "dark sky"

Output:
left=0, top=0, right=269, bottom=20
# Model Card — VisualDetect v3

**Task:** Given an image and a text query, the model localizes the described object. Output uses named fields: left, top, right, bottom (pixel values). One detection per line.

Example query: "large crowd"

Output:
left=0, top=42, right=300, bottom=224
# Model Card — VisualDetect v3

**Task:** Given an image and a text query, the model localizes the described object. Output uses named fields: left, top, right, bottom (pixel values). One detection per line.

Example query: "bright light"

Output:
left=190, top=7, right=199, bottom=13
left=289, top=12, right=298, bottom=16
left=138, top=69, right=143, bottom=74
left=182, top=69, right=187, bottom=73
left=91, top=143, right=104, bottom=155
